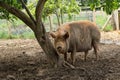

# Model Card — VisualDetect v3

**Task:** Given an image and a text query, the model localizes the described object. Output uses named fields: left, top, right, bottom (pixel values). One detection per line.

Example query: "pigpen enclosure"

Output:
left=1, top=0, right=120, bottom=80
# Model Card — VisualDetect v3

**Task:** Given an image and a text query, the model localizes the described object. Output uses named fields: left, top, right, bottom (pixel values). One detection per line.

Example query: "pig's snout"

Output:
left=55, top=42, right=66, bottom=54
left=57, top=46, right=62, bottom=51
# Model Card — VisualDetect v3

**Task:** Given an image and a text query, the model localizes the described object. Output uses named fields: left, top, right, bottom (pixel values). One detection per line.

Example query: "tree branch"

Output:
left=35, top=0, right=47, bottom=25
left=20, top=0, right=36, bottom=24
left=0, top=1, right=36, bottom=31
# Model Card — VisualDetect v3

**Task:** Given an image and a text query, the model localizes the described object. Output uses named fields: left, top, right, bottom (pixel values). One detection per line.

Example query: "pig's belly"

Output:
left=76, top=45, right=92, bottom=52
left=68, top=38, right=92, bottom=52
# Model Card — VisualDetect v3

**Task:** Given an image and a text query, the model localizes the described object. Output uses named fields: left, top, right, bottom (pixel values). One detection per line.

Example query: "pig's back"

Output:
left=62, top=20, right=99, bottom=52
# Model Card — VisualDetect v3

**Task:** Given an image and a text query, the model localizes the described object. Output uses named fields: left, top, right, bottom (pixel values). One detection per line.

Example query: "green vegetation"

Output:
left=96, top=14, right=113, bottom=31
left=0, top=11, right=113, bottom=39
left=0, top=19, right=35, bottom=39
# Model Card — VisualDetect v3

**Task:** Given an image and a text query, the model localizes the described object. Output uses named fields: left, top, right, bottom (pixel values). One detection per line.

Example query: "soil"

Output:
left=0, top=31, right=120, bottom=80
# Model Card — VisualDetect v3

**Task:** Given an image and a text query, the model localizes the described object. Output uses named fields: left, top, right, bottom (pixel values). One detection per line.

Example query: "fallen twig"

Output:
left=62, top=61, right=75, bottom=69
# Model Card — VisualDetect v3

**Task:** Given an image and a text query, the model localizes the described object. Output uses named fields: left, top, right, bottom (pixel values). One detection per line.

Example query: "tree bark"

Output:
left=7, top=20, right=12, bottom=39
left=34, top=29, right=59, bottom=66
left=20, top=0, right=36, bottom=24
left=55, top=10, right=61, bottom=26
left=112, top=10, right=119, bottom=30
left=48, top=15, right=53, bottom=32
left=60, top=9, right=63, bottom=24
left=92, top=8, right=96, bottom=23
left=35, top=0, right=59, bottom=65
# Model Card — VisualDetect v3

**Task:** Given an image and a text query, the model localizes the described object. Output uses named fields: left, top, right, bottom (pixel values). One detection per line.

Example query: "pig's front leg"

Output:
left=71, top=49, right=76, bottom=65
left=64, top=52, right=67, bottom=61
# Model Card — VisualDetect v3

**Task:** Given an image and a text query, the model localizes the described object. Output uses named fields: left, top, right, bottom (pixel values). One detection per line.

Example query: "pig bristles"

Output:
left=63, top=61, right=75, bottom=69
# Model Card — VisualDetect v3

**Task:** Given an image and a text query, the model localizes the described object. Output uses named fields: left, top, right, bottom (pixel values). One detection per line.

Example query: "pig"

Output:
left=50, top=20, right=100, bottom=64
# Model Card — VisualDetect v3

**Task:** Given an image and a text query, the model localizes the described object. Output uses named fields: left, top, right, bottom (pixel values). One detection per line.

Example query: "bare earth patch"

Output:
left=0, top=31, right=120, bottom=80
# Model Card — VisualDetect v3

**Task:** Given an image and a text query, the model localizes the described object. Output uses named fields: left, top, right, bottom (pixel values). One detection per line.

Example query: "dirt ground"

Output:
left=0, top=31, right=120, bottom=80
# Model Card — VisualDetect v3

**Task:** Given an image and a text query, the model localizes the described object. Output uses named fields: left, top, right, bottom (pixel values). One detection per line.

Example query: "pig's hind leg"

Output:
left=84, top=50, right=89, bottom=61
left=71, top=50, right=76, bottom=65
left=92, top=40, right=99, bottom=60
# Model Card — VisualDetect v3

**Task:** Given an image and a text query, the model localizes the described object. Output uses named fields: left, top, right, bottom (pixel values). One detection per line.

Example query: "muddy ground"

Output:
left=0, top=31, right=120, bottom=80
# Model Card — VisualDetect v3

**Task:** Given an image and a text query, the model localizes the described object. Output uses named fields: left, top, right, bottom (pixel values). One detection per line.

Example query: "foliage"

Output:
left=1, top=0, right=120, bottom=21
left=78, top=0, right=120, bottom=14
left=42, top=0, right=80, bottom=20
left=26, top=0, right=37, bottom=18
left=102, top=0, right=119, bottom=14
left=0, top=0, right=27, bottom=21
left=42, top=0, right=56, bottom=20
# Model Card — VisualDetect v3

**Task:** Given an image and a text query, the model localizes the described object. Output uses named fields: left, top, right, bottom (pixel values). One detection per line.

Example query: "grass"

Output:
left=19, top=31, right=35, bottom=39
left=0, top=31, right=9, bottom=39
left=96, top=13, right=113, bottom=31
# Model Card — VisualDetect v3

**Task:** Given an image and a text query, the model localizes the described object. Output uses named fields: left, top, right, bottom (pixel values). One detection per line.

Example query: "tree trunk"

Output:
left=92, top=8, right=96, bottom=23
left=119, top=11, right=120, bottom=29
left=60, top=9, right=63, bottom=24
left=34, top=24, right=59, bottom=66
left=112, top=10, right=119, bottom=30
left=48, top=15, right=53, bottom=32
left=55, top=11, right=61, bottom=26
left=7, top=20, right=12, bottom=39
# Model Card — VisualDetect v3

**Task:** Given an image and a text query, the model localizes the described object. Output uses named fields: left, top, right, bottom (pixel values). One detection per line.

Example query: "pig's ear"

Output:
left=50, top=32, right=56, bottom=38
left=64, top=31, right=69, bottom=39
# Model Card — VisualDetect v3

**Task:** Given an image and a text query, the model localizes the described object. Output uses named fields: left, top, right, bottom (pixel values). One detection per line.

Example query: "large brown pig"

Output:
left=50, top=20, right=100, bottom=64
